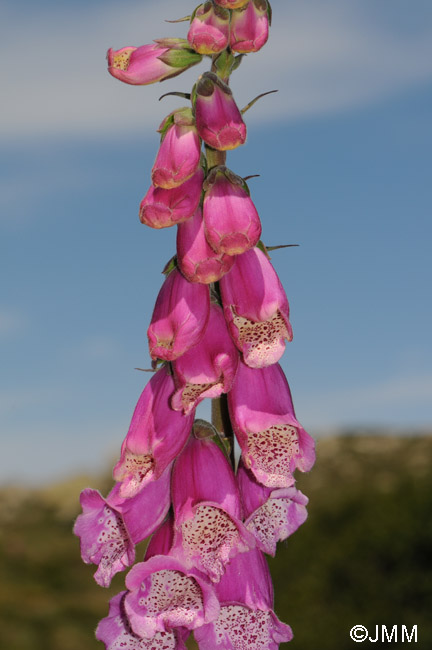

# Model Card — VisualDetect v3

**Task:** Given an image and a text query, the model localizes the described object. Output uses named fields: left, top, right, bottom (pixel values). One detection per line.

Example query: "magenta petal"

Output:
left=220, top=247, right=292, bottom=368
left=228, top=361, right=316, bottom=488
left=113, top=366, right=194, bottom=497
left=176, top=207, right=236, bottom=284
left=171, top=437, right=254, bottom=582
left=194, top=604, right=293, bottom=650
left=238, top=461, right=308, bottom=555
left=73, top=489, right=134, bottom=587
left=171, top=303, right=239, bottom=414
left=203, top=168, right=261, bottom=256
left=145, top=515, right=175, bottom=561
left=187, top=3, right=230, bottom=55
left=96, top=591, right=188, bottom=649
left=107, top=44, right=171, bottom=85
left=140, top=167, right=204, bottom=229
left=194, top=74, right=246, bottom=151
left=152, top=119, right=201, bottom=189
left=147, top=268, right=210, bottom=362
left=124, top=555, right=220, bottom=638
left=230, top=0, right=270, bottom=54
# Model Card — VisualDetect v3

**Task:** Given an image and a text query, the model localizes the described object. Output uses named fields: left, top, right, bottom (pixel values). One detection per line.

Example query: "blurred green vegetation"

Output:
left=0, top=434, right=431, bottom=649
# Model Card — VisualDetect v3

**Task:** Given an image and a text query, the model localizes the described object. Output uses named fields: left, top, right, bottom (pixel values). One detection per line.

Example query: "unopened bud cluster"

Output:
left=76, top=2, right=315, bottom=649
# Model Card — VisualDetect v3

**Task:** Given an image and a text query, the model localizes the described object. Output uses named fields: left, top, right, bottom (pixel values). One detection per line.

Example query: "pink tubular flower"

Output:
left=237, top=460, right=308, bottom=555
left=194, top=73, right=246, bottom=151
left=152, top=108, right=201, bottom=189
left=171, top=434, right=255, bottom=582
left=230, top=0, right=271, bottom=53
left=124, top=555, right=220, bottom=638
left=219, top=246, right=293, bottom=367
left=147, top=267, right=210, bottom=361
left=176, top=206, right=236, bottom=284
left=139, top=166, right=204, bottom=229
left=107, top=39, right=202, bottom=86
left=187, top=2, right=230, bottom=55
left=228, top=361, right=315, bottom=488
left=171, top=303, right=239, bottom=415
left=74, top=465, right=172, bottom=587
left=113, top=366, right=194, bottom=498
left=96, top=591, right=189, bottom=650
left=203, top=166, right=261, bottom=255
left=194, top=548, right=293, bottom=650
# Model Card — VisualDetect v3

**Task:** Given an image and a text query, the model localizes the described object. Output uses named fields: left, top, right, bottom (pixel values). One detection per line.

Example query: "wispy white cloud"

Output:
left=2, top=0, right=432, bottom=140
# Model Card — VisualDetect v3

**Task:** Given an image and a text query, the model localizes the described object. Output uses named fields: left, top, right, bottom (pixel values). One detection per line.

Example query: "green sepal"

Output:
left=231, top=53, right=246, bottom=73
left=241, top=89, right=278, bottom=114
left=158, top=48, right=203, bottom=69
left=213, top=49, right=236, bottom=81
left=162, top=255, right=178, bottom=275
left=257, top=239, right=271, bottom=258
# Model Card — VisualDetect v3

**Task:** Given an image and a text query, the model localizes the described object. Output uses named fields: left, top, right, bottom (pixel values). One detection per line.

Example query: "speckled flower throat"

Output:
left=74, top=2, right=315, bottom=648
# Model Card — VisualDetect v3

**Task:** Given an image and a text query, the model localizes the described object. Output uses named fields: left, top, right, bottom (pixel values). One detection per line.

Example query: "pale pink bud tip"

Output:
left=194, top=73, right=246, bottom=151
left=188, top=3, right=230, bottom=55
left=203, top=167, right=261, bottom=256
left=230, top=0, right=270, bottom=54
left=220, top=247, right=292, bottom=368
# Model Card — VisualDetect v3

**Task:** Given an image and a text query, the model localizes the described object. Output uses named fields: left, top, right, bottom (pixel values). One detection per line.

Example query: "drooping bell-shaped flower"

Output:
left=124, top=554, right=220, bottom=638
left=237, top=460, right=308, bottom=555
left=230, top=0, right=271, bottom=53
left=171, top=434, right=255, bottom=582
left=203, top=166, right=261, bottom=255
left=228, top=361, right=315, bottom=488
left=188, top=2, right=230, bottom=55
left=140, top=166, right=204, bottom=229
left=171, top=303, right=239, bottom=415
left=152, top=108, right=202, bottom=190
left=194, top=72, right=246, bottom=151
left=219, top=246, right=292, bottom=367
left=214, top=0, right=250, bottom=8
left=176, top=206, right=236, bottom=284
left=194, top=548, right=293, bottom=650
left=74, top=464, right=172, bottom=587
left=107, top=39, right=202, bottom=85
left=113, top=366, right=194, bottom=498
left=96, top=591, right=189, bottom=650
left=147, top=267, right=210, bottom=361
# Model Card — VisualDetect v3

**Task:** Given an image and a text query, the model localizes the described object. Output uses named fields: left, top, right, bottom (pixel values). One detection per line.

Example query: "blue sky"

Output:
left=2, top=0, right=432, bottom=484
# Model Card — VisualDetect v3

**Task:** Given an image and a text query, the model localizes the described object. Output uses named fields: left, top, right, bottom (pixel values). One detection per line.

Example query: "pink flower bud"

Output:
left=203, top=166, right=261, bottom=255
left=152, top=108, right=202, bottom=189
left=219, top=246, right=292, bottom=367
left=171, top=303, right=239, bottom=415
left=228, top=361, right=316, bottom=488
left=177, top=206, right=236, bottom=284
left=188, top=2, right=230, bottom=55
left=214, top=0, right=250, bottom=8
left=194, top=73, right=246, bottom=151
left=237, top=460, right=308, bottom=555
left=144, top=514, right=175, bottom=561
left=124, top=555, right=220, bottom=637
left=194, top=548, right=293, bottom=649
left=113, top=366, right=194, bottom=497
left=140, top=166, right=204, bottom=229
left=107, top=39, right=202, bottom=86
left=230, top=0, right=271, bottom=53
left=73, top=465, right=172, bottom=587
left=171, top=436, right=255, bottom=582
left=96, top=591, right=189, bottom=650
left=147, top=267, right=210, bottom=362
